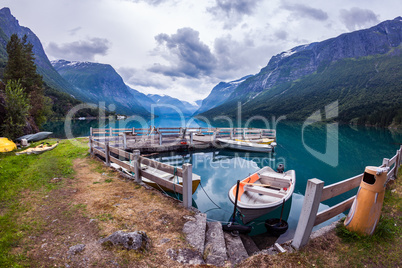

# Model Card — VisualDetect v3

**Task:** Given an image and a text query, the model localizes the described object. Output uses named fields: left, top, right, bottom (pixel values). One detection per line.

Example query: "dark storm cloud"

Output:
left=282, top=3, right=328, bottom=21
left=47, top=37, right=110, bottom=61
left=340, top=7, right=379, bottom=31
left=207, top=0, right=264, bottom=29
left=149, top=28, right=217, bottom=78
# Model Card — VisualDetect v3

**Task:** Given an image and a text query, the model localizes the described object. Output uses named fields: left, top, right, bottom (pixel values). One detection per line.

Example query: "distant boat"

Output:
left=117, top=115, right=126, bottom=120
left=78, top=117, right=86, bottom=120
left=15, top=132, right=53, bottom=142
left=217, top=138, right=276, bottom=152
left=228, top=166, right=295, bottom=223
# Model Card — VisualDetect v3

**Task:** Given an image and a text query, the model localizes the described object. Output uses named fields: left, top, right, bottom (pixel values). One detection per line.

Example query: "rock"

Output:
left=100, top=231, right=150, bottom=251
left=182, top=213, right=206, bottom=255
left=68, top=244, right=85, bottom=255
left=204, top=221, right=228, bottom=266
left=224, top=232, right=249, bottom=265
left=166, top=248, right=205, bottom=265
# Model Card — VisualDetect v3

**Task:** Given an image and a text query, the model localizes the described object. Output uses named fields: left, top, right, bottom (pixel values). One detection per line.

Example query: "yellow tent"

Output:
left=0, top=137, right=17, bottom=152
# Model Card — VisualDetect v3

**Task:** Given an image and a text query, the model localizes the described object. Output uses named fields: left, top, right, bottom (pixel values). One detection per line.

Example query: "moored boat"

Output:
left=15, top=132, right=53, bottom=142
left=235, top=138, right=275, bottom=144
left=218, top=138, right=276, bottom=152
left=0, top=137, right=17, bottom=152
left=16, top=142, right=58, bottom=155
left=228, top=166, right=295, bottom=223
left=110, top=162, right=201, bottom=194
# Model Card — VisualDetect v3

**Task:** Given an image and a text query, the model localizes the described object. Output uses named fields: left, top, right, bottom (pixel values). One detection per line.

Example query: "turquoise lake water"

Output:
left=43, top=117, right=401, bottom=242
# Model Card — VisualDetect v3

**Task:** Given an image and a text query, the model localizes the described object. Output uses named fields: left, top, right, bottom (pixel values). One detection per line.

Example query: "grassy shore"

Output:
left=0, top=138, right=401, bottom=267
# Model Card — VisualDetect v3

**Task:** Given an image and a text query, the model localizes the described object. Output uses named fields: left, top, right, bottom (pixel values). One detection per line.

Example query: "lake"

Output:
left=43, top=117, right=401, bottom=242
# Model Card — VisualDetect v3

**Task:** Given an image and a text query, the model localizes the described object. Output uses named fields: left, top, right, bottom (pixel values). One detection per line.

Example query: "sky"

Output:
left=2, top=0, right=401, bottom=103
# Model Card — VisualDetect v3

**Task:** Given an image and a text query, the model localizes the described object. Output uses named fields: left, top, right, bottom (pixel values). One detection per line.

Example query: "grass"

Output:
left=333, top=170, right=402, bottom=267
left=0, top=139, right=88, bottom=267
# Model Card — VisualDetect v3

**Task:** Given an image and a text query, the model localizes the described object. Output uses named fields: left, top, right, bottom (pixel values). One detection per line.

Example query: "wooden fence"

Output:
left=89, top=136, right=194, bottom=208
left=292, top=145, right=402, bottom=249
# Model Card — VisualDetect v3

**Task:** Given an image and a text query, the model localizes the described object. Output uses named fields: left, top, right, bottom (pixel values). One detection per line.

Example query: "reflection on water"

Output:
left=42, top=117, right=401, bottom=241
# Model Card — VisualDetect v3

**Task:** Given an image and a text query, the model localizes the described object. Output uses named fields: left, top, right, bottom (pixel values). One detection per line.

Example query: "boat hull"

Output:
left=228, top=166, right=295, bottom=224
left=218, top=139, right=274, bottom=152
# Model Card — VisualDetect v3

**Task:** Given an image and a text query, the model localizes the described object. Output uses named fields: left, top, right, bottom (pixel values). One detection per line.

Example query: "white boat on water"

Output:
left=228, top=166, right=295, bottom=224
left=217, top=138, right=276, bottom=152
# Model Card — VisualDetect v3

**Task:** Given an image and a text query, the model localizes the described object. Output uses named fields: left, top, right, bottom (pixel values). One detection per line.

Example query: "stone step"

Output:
left=204, top=221, right=228, bottom=266
left=239, top=233, right=260, bottom=256
left=182, top=213, right=207, bottom=255
left=223, top=231, right=249, bottom=265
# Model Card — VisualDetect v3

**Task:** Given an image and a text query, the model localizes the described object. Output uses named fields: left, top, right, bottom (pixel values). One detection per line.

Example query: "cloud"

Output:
left=47, top=37, right=111, bottom=61
left=149, top=28, right=217, bottom=78
left=274, top=30, right=288, bottom=40
left=123, top=0, right=172, bottom=6
left=207, top=0, right=263, bottom=29
left=68, top=27, right=82, bottom=36
left=340, top=7, right=379, bottom=31
left=118, top=67, right=169, bottom=89
left=282, top=3, right=328, bottom=21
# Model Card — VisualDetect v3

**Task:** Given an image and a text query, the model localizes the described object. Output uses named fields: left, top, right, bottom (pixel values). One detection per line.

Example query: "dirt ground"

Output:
left=22, top=156, right=198, bottom=267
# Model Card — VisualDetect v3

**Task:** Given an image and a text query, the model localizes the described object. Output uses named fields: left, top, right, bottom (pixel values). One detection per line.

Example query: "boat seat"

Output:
left=259, top=173, right=291, bottom=188
left=244, top=184, right=286, bottom=198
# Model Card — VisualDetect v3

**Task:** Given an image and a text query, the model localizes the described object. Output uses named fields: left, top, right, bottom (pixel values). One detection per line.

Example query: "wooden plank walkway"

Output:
left=93, top=127, right=274, bottom=153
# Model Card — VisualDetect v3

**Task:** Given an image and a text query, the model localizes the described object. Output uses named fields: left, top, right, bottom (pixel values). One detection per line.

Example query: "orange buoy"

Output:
left=344, top=166, right=389, bottom=235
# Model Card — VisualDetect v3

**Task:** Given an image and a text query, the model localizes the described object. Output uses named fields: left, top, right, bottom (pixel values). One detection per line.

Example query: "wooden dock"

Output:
left=91, top=127, right=276, bottom=153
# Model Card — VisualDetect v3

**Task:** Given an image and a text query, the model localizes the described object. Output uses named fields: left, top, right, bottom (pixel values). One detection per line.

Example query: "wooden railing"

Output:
left=89, top=136, right=193, bottom=208
left=292, top=145, right=402, bottom=249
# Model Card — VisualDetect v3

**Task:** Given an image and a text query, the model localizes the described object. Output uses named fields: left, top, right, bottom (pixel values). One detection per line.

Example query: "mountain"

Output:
left=0, top=7, right=77, bottom=94
left=200, top=17, right=402, bottom=127
left=52, top=60, right=150, bottom=117
left=146, top=94, right=199, bottom=116
left=194, top=75, right=252, bottom=115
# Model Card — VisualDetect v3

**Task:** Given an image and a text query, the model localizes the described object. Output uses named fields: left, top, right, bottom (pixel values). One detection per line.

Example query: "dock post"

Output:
left=89, top=136, right=94, bottom=156
left=230, top=128, right=233, bottom=139
left=109, top=127, right=113, bottom=138
left=133, top=150, right=141, bottom=183
left=182, top=163, right=193, bottom=208
left=382, top=158, right=390, bottom=167
left=242, top=129, right=246, bottom=140
left=292, top=178, right=324, bottom=249
left=132, top=127, right=135, bottom=135
left=159, top=133, right=162, bottom=145
left=123, top=132, right=127, bottom=150
left=105, top=141, right=111, bottom=167
left=190, top=132, right=194, bottom=144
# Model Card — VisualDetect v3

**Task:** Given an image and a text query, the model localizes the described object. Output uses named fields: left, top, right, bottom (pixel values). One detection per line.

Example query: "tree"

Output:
left=2, top=80, right=31, bottom=139
left=3, top=34, right=49, bottom=129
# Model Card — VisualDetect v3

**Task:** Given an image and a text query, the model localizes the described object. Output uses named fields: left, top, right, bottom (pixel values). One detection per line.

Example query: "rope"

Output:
left=199, top=180, right=232, bottom=214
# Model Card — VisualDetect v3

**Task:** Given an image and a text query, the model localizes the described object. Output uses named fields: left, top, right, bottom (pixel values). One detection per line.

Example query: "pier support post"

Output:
left=190, top=132, right=194, bottom=144
left=159, top=133, right=162, bottom=145
left=230, top=129, right=233, bottom=139
left=182, top=163, right=193, bottom=208
left=133, top=150, right=141, bottom=183
left=292, top=178, right=324, bottom=249
left=105, top=141, right=111, bottom=167
left=242, top=129, right=246, bottom=140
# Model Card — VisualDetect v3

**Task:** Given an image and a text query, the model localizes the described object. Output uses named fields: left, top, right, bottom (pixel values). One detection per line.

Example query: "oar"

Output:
left=229, top=180, right=240, bottom=226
